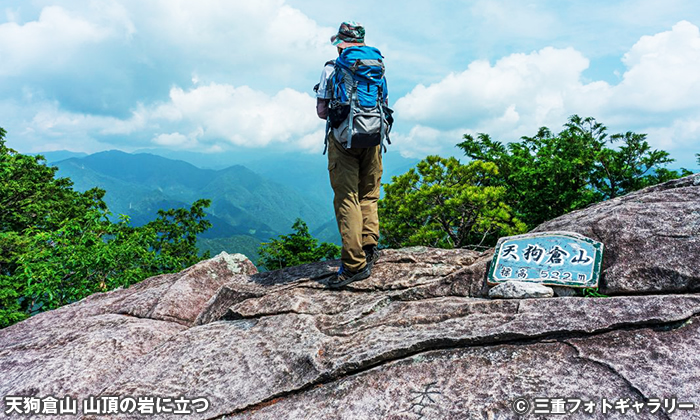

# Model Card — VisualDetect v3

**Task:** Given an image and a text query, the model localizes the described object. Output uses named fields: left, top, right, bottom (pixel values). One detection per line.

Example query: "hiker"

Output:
left=314, top=21, right=393, bottom=288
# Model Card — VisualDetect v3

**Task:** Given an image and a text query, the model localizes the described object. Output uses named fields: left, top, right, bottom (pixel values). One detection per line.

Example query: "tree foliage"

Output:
left=0, top=128, right=212, bottom=328
left=257, top=218, right=340, bottom=271
left=457, top=115, right=691, bottom=229
left=378, top=156, right=527, bottom=249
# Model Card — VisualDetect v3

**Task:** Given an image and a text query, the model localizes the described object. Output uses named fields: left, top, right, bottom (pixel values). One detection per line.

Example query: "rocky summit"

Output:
left=1, top=174, right=700, bottom=420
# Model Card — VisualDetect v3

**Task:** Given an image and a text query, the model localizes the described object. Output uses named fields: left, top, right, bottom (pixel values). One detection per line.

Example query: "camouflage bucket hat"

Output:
left=331, top=21, right=365, bottom=48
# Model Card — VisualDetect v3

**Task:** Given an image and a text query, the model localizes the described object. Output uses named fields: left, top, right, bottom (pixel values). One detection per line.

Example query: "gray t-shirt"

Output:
left=316, top=62, right=335, bottom=99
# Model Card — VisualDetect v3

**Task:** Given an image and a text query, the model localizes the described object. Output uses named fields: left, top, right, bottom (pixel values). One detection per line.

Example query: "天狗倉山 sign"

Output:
left=488, top=231, right=604, bottom=288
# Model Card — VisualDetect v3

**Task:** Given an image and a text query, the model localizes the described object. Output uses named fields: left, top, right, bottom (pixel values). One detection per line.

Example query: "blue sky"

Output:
left=1, top=0, right=699, bottom=167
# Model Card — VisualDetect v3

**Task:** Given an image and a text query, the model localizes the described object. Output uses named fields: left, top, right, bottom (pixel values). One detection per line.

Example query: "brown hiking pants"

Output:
left=327, top=134, right=383, bottom=272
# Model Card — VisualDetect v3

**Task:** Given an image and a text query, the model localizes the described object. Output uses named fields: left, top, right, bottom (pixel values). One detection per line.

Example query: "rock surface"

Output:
left=534, top=173, right=700, bottom=295
left=488, top=280, right=555, bottom=299
left=0, top=252, right=257, bottom=406
left=1, top=174, right=700, bottom=419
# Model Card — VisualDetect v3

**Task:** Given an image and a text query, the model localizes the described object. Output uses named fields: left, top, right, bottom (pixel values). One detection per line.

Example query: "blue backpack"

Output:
left=324, top=46, right=393, bottom=153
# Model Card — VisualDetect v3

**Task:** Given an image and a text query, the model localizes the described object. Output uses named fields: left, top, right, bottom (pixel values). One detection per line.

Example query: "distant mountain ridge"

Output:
left=52, top=151, right=337, bottom=262
left=31, top=150, right=88, bottom=162
left=131, top=147, right=422, bottom=232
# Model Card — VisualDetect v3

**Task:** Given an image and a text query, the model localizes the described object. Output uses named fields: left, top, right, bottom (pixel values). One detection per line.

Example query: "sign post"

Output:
left=487, top=231, right=604, bottom=288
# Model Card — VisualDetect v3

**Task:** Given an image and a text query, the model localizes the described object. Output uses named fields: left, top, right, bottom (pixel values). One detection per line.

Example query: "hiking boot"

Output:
left=363, top=245, right=381, bottom=269
left=328, top=264, right=371, bottom=289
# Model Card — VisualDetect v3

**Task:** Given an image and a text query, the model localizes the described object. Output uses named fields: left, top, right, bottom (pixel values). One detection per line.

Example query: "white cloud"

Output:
left=392, top=21, right=700, bottom=166
left=0, top=4, right=132, bottom=76
left=394, top=46, right=609, bottom=136
left=644, top=114, right=700, bottom=153
left=2, top=1, right=699, bottom=169
left=153, top=132, right=189, bottom=146
left=9, top=82, right=324, bottom=151
left=29, top=103, right=116, bottom=134
left=152, top=131, right=201, bottom=149
left=153, top=83, right=323, bottom=147
left=391, top=125, right=468, bottom=159
left=297, top=129, right=326, bottom=153
left=0, top=0, right=335, bottom=120
left=127, top=0, right=333, bottom=88
left=611, top=20, right=700, bottom=113
left=0, top=1, right=334, bottom=152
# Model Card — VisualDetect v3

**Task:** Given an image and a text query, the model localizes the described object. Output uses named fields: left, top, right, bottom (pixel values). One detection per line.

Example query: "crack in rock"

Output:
left=217, top=313, right=699, bottom=419
left=562, top=340, right=672, bottom=420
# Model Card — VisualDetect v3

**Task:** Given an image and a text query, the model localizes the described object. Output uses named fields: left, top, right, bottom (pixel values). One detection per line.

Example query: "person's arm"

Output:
left=315, top=61, right=335, bottom=120
left=317, top=98, right=329, bottom=119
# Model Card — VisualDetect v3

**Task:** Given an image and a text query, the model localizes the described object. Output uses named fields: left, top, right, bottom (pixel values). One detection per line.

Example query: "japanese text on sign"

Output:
left=488, top=232, right=604, bottom=288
